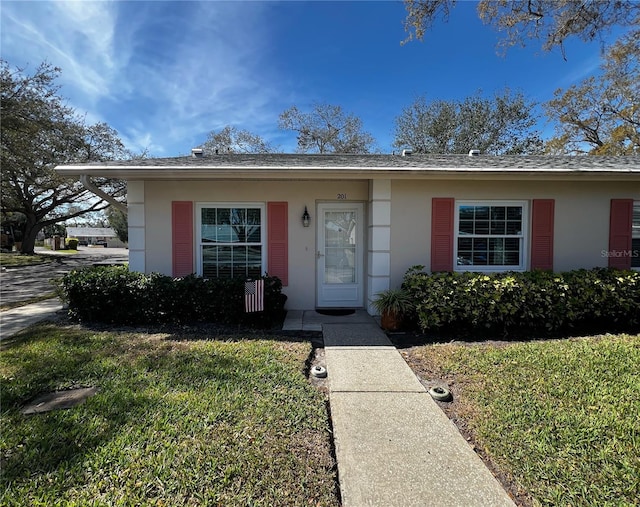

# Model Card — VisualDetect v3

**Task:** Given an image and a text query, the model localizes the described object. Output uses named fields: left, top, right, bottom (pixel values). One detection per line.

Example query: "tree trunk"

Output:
left=19, top=215, right=41, bottom=254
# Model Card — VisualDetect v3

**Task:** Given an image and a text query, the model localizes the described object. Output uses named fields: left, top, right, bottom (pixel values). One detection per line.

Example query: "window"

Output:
left=196, top=204, right=265, bottom=279
left=455, top=201, right=527, bottom=271
left=633, top=201, right=640, bottom=269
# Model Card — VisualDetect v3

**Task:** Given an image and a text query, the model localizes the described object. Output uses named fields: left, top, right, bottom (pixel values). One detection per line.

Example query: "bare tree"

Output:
left=278, top=103, right=377, bottom=154
left=394, top=90, right=543, bottom=154
left=201, top=125, right=276, bottom=154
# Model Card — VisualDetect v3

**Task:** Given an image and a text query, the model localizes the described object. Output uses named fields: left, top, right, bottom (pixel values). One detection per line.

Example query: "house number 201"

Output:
left=337, top=193, right=347, bottom=200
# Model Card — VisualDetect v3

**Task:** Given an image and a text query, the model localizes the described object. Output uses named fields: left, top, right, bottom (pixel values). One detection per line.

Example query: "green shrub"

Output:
left=59, top=266, right=287, bottom=328
left=402, top=266, right=639, bottom=338
left=65, top=237, right=79, bottom=250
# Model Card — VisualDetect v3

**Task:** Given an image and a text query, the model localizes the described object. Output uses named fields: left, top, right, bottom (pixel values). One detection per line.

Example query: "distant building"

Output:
left=66, top=227, right=126, bottom=248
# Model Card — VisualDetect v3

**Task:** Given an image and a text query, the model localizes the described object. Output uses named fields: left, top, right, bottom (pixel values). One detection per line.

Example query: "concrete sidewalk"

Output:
left=0, top=298, right=63, bottom=340
left=283, top=309, right=377, bottom=331
left=322, top=319, right=515, bottom=507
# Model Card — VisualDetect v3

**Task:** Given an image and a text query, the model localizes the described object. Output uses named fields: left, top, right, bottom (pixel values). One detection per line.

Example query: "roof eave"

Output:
left=54, top=165, right=640, bottom=181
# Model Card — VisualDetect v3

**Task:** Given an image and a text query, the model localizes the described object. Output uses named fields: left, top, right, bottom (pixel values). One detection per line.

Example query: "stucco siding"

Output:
left=127, top=181, right=146, bottom=272
left=139, top=177, right=636, bottom=309
left=143, top=179, right=368, bottom=309
left=389, top=180, right=638, bottom=288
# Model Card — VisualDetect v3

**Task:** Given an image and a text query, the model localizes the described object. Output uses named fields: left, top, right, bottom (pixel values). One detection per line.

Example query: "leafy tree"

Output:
left=278, top=103, right=377, bottom=154
left=201, top=125, right=276, bottom=154
left=393, top=89, right=543, bottom=154
left=403, top=1, right=639, bottom=55
left=107, top=207, right=128, bottom=243
left=1, top=60, right=128, bottom=254
left=41, top=221, right=66, bottom=239
left=544, top=30, right=639, bottom=155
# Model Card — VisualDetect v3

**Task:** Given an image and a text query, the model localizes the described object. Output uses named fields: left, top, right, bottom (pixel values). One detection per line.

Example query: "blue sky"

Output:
left=1, top=1, right=617, bottom=157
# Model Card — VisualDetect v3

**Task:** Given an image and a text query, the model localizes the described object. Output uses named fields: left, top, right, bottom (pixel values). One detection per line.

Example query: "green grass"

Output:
left=0, top=253, right=55, bottom=267
left=0, top=325, right=338, bottom=506
left=407, top=334, right=640, bottom=506
left=42, top=248, right=78, bottom=255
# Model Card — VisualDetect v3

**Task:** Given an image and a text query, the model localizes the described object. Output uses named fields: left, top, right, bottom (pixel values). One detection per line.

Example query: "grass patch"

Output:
left=405, top=334, right=640, bottom=506
left=43, top=249, right=78, bottom=255
left=0, top=324, right=338, bottom=506
left=0, top=253, right=55, bottom=267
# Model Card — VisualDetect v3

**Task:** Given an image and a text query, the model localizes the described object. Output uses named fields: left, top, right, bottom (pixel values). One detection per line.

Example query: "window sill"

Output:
left=455, top=266, right=526, bottom=273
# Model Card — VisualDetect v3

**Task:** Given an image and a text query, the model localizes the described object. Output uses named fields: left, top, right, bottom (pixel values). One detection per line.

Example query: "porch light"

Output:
left=302, top=206, right=311, bottom=227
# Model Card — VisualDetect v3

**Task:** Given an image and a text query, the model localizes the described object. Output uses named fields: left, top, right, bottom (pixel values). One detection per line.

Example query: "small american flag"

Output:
left=244, top=279, right=264, bottom=313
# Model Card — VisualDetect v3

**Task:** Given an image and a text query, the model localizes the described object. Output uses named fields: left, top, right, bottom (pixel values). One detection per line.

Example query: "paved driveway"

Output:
left=0, top=247, right=128, bottom=305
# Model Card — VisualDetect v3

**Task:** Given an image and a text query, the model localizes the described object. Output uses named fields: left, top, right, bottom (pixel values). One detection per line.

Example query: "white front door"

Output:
left=316, top=202, right=364, bottom=308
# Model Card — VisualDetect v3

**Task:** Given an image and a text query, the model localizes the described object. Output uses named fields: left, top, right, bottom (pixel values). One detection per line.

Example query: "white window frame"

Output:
left=632, top=200, right=640, bottom=271
left=195, top=202, right=266, bottom=278
left=454, top=200, right=529, bottom=272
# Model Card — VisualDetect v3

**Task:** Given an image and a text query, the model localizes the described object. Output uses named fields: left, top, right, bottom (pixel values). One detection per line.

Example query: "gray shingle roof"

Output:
left=55, top=153, right=639, bottom=182
left=62, top=152, right=639, bottom=170
left=66, top=227, right=116, bottom=237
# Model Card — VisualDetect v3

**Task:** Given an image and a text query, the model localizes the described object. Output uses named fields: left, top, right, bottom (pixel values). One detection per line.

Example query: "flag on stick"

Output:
left=244, top=279, right=264, bottom=313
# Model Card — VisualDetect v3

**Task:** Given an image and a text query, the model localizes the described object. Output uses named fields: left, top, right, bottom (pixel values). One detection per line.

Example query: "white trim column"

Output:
left=367, top=179, right=391, bottom=314
left=127, top=181, right=145, bottom=273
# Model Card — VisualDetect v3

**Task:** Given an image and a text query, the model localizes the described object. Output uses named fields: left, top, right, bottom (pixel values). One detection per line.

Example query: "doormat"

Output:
left=21, top=387, right=98, bottom=415
left=315, top=309, right=355, bottom=316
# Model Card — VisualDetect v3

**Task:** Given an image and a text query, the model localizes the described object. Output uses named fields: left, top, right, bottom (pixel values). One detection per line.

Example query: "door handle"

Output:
left=316, top=251, right=325, bottom=258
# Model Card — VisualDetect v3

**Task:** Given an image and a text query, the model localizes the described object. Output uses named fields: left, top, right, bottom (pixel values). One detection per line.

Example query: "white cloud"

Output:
left=102, top=1, right=287, bottom=154
left=557, top=55, right=603, bottom=88
left=2, top=1, right=287, bottom=155
left=1, top=1, right=119, bottom=104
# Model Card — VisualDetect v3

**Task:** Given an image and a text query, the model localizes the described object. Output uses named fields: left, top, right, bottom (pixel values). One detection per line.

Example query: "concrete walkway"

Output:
left=282, top=309, right=376, bottom=331
left=319, top=314, right=515, bottom=507
left=0, top=298, right=63, bottom=340
left=1, top=247, right=127, bottom=340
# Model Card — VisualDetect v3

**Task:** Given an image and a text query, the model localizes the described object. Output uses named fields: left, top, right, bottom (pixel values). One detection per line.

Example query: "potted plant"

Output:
left=372, top=288, right=414, bottom=331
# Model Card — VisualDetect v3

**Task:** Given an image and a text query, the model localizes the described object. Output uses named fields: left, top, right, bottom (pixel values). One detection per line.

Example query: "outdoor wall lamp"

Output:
left=302, top=206, right=311, bottom=227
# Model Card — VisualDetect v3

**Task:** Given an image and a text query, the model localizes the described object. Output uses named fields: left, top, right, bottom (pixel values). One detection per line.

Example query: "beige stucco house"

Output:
left=56, top=152, right=640, bottom=313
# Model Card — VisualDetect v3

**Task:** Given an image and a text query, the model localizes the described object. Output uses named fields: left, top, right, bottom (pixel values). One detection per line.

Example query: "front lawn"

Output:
left=0, top=252, right=54, bottom=267
left=402, top=333, right=640, bottom=506
left=0, top=325, right=338, bottom=506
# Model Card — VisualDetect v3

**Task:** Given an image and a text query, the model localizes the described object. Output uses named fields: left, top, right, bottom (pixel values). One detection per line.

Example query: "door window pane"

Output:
left=324, top=211, right=357, bottom=283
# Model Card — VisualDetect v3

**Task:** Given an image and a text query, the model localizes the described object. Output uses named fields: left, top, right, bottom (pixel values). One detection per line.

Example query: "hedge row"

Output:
left=59, top=266, right=287, bottom=327
left=402, top=267, right=640, bottom=337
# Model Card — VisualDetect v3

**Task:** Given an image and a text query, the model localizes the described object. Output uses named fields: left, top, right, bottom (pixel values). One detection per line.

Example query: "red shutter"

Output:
left=268, top=202, right=288, bottom=286
left=172, top=201, right=194, bottom=277
left=609, top=199, right=633, bottom=270
left=431, top=198, right=454, bottom=272
left=531, top=199, right=555, bottom=271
